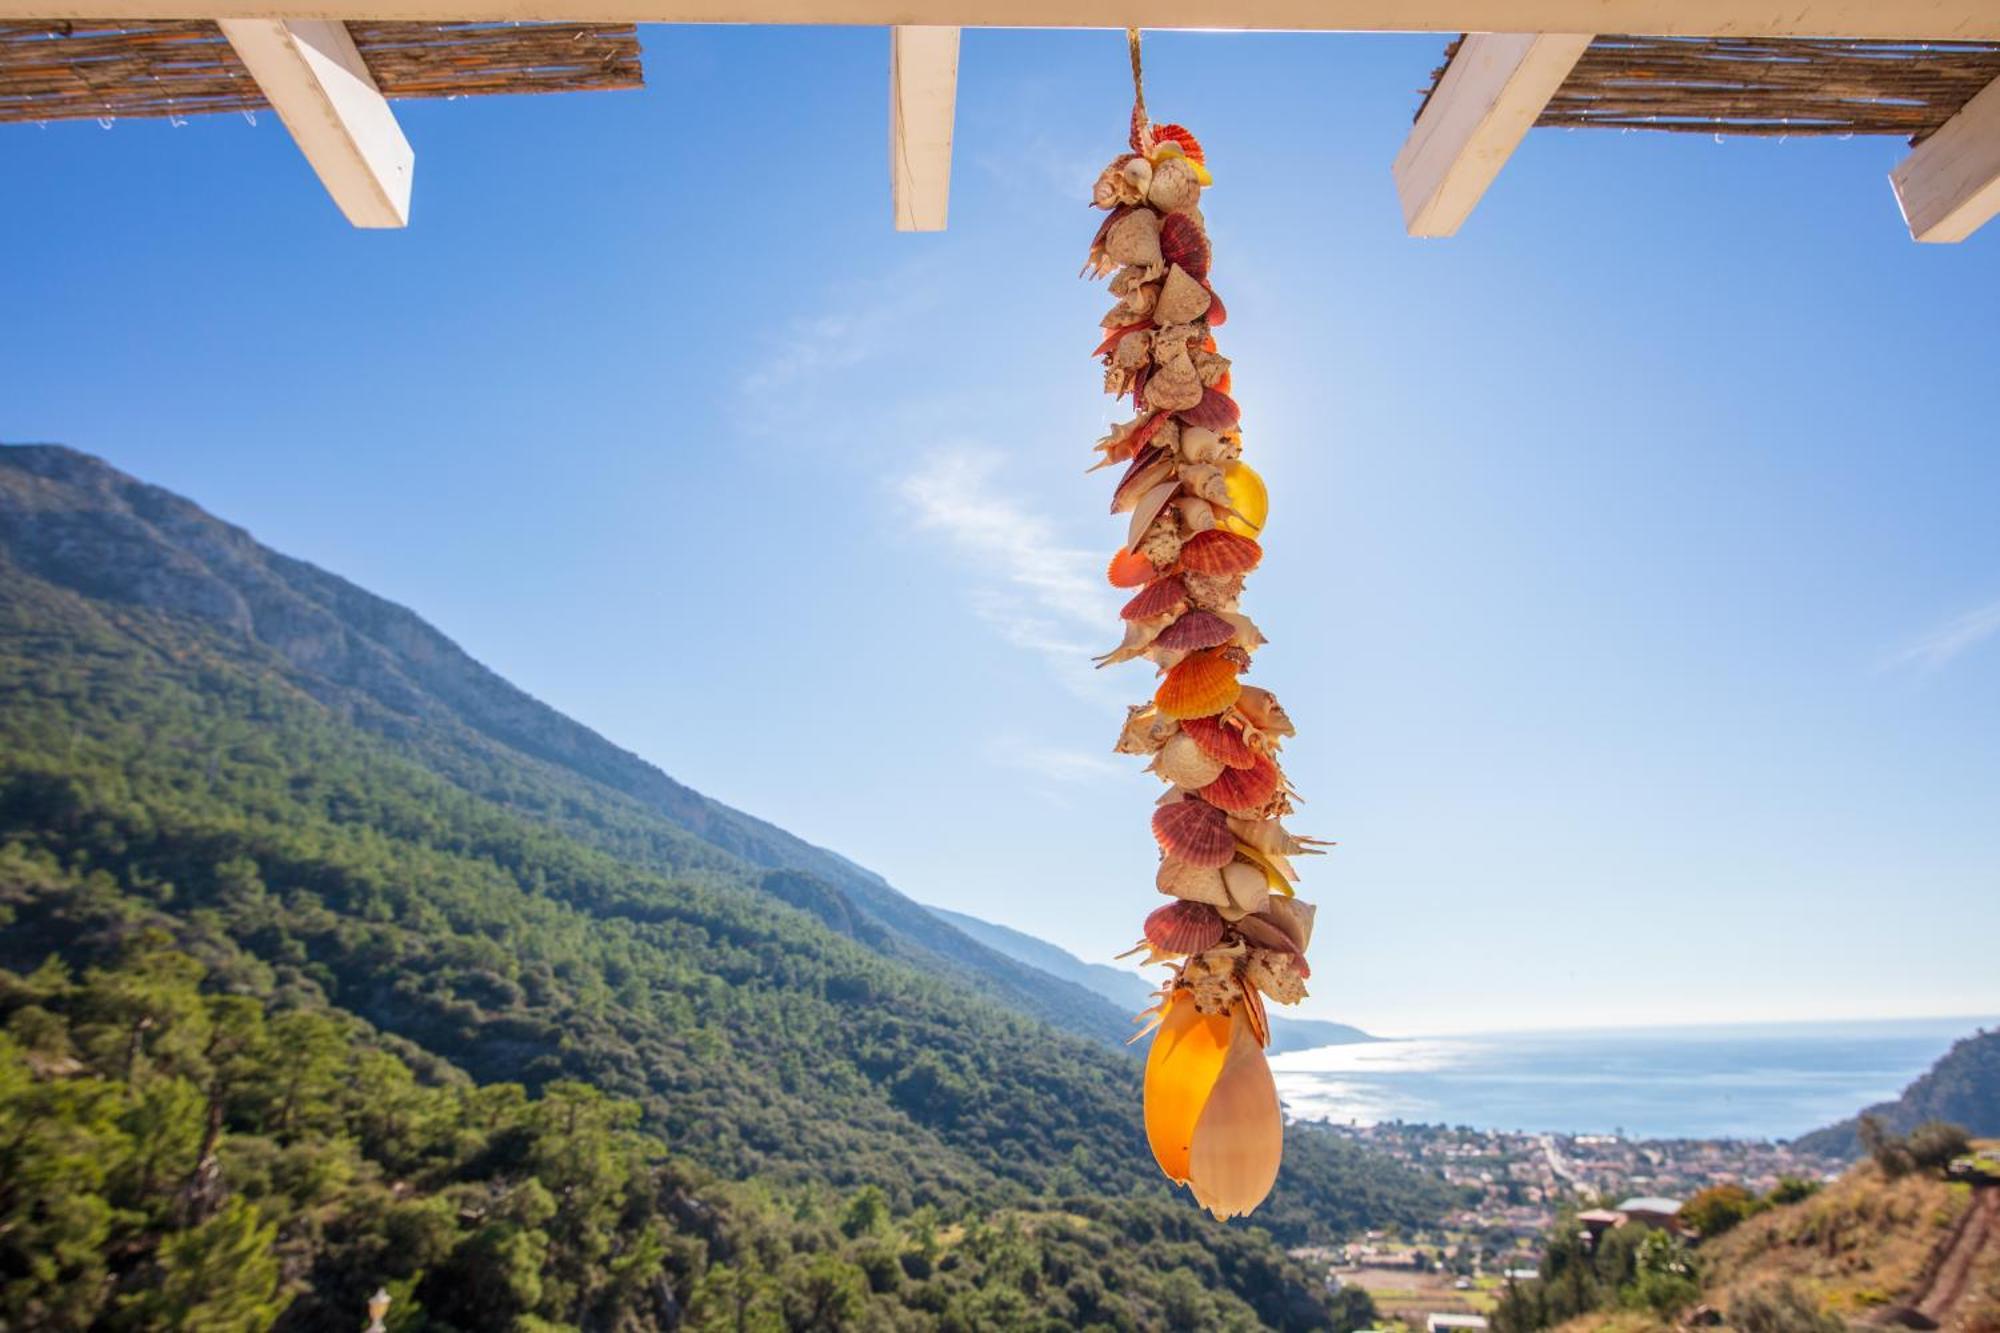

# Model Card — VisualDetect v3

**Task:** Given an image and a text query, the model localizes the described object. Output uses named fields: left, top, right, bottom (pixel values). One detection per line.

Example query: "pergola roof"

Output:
left=0, top=19, right=640, bottom=122
left=1535, top=37, right=2000, bottom=137
left=3, top=0, right=1999, bottom=243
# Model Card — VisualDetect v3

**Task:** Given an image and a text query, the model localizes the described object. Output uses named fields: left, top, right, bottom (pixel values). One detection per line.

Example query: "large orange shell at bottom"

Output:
left=1155, top=650, right=1241, bottom=719
left=1145, top=990, right=1232, bottom=1183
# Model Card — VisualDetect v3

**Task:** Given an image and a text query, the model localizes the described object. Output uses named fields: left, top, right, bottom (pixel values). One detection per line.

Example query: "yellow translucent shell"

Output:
left=1144, top=991, right=1233, bottom=1182
left=1233, top=841, right=1296, bottom=896
left=1218, top=461, right=1268, bottom=537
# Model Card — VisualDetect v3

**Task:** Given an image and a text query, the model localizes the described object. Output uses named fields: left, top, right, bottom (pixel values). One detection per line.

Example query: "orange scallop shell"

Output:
left=1154, top=609, right=1236, bottom=654
left=1200, top=753, right=1282, bottom=815
left=1144, top=900, right=1227, bottom=956
left=1180, top=387, right=1240, bottom=432
left=1155, top=650, right=1242, bottom=720
left=1094, top=320, right=1151, bottom=359
left=1178, top=529, right=1262, bottom=576
left=1179, top=715, right=1258, bottom=769
left=1151, top=798, right=1235, bottom=868
left=1159, top=213, right=1210, bottom=282
left=1122, top=576, right=1189, bottom=622
left=1108, top=549, right=1159, bottom=589
left=1151, top=123, right=1206, bottom=165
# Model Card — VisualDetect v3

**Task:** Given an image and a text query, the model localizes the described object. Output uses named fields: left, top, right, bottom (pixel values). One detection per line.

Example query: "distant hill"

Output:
left=929, top=905, right=1377, bottom=1054
left=1796, top=1027, right=2000, bottom=1157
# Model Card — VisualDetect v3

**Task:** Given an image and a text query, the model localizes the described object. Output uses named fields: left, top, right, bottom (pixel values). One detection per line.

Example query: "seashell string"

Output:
left=1092, top=29, right=1323, bottom=1223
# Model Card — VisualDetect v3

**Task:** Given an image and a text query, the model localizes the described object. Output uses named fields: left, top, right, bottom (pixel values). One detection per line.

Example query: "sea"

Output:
left=1269, top=1015, right=1998, bottom=1142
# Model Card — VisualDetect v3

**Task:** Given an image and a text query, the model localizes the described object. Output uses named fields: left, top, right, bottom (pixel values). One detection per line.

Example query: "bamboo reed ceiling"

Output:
left=1425, top=35, right=2000, bottom=140
left=0, top=19, right=642, bottom=123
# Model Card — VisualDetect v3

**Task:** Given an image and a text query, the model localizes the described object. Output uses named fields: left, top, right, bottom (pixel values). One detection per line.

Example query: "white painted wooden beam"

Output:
left=890, top=25, right=958, bottom=231
left=1392, top=32, right=1590, bottom=237
left=8, top=0, right=1999, bottom=37
left=219, top=18, right=414, bottom=227
left=1890, top=73, right=2000, bottom=243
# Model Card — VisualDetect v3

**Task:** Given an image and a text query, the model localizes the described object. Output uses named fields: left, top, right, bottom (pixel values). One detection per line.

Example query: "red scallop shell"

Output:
left=1151, top=123, right=1206, bottom=165
left=1204, top=285, right=1227, bottom=328
left=1144, top=900, right=1226, bottom=956
left=1200, top=753, right=1282, bottom=816
left=1151, top=798, right=1235, bottom=868
left=1179, top=387, right=1240, bottom=431
left=1179, top=715, right=1257, bottom=769
left=1107, top=549, right=1159, bottom=589
left=1178, top=529, right=1262, bottom=576
left=1159, top=213, right=1210, bottom=282
left=1153, top=609, right=1235, bottom=653
left=1121, top=575, right=1188, bottom=622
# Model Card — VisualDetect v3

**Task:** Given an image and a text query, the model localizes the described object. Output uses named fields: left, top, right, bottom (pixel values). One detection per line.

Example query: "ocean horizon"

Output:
left=1270, top=1014, right=1998, bottom=1142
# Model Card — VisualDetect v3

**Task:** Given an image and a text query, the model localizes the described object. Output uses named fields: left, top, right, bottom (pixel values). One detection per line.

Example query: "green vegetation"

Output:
left=0, top=935, right=1363, bottom=1331
left=1857, top=1116, right=1972, bottom=1179
left=0, top=446, right=1456, bottom=1326
left=1490, top=1213, right=1701, bottom=1333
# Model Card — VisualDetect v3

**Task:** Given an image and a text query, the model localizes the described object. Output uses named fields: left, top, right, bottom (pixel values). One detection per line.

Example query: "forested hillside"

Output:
left=1796, top=1028, right=2000, bottom=1157
left=0, top=445, right=1453, bottom=1328
left=0, top=935, right=1362, bottom=1332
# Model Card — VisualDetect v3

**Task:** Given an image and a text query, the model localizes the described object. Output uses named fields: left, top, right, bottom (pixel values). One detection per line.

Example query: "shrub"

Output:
left=1682, top=1184, right=1762, bottom=1238
left=1730, top=1281, right=1851, bottom=1333
left=1906, top=1121, right=1971, bottom=1172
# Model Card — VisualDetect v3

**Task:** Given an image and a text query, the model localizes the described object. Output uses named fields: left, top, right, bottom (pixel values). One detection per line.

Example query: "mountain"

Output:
left=929, top=906, right=1378, bottom=1055
left=1795, top=1027, right=2000, bottom=1157
left=0, top=443, right=1131, bottom=1051
left=0, top=443, right=1456, bottom=1327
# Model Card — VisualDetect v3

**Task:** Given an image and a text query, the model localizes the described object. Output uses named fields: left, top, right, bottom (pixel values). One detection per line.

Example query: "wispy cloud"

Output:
left=734, top=259, right=948, bottom=440
left=898, top=444, right=1121, bottom=698
left=986, top=735, right=1124, bottom=785
left=1884, top=598, right=2000, bottom=674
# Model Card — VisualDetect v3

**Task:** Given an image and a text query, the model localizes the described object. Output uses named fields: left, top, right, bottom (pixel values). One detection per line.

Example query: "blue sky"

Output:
left=5, top=26, right=1998, bottom=1036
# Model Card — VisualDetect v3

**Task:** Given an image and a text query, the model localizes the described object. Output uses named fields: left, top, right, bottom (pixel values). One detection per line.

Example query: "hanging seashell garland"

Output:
left=1091, top=30, right=1324, bottom=1223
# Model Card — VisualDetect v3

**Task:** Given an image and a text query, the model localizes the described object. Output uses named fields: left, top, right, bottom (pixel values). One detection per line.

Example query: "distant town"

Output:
left=1290, top=1122, right=1847, bottom=1327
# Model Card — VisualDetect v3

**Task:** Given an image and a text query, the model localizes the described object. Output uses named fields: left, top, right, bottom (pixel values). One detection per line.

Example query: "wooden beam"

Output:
left=218, top=18, right=413, bottom=227
left=890, top=25, right=958, bottom=231
left=1393, top=32, right=1590, bottom=237
left=7, top=0, right=1999, bottom=37
left=1890, top=73, right=2000, bottom=243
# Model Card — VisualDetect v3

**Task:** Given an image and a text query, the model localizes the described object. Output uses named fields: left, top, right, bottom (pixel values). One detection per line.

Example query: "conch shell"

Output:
left=1104, top=209, right=1164, bottom=275
left=1157, top=857, right=1230, bottom=907
left=1147, top=154, right=1203, bottom=212
left=1116, top=703, right=1179, bottom=755
left=1153, top=265, right=1213, bottom=327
